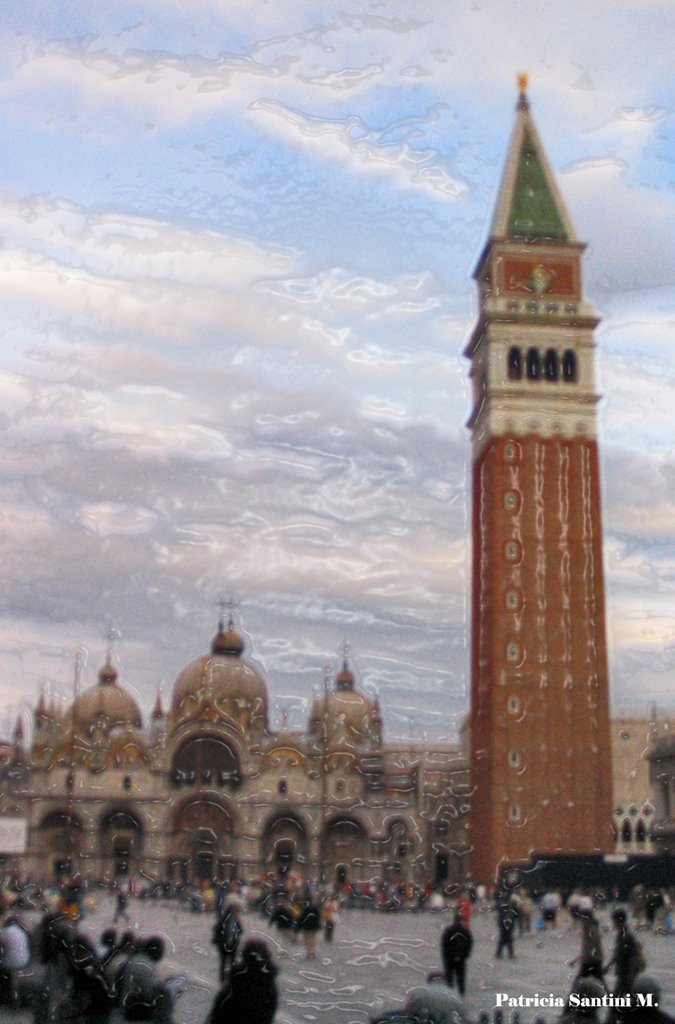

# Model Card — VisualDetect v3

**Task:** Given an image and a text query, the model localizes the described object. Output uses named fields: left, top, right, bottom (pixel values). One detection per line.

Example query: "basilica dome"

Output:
left=71, top=660, right=143, bottom=737
left=170, top=618, right=269, bottom=732
left=308, top=658, right=382, bottom=753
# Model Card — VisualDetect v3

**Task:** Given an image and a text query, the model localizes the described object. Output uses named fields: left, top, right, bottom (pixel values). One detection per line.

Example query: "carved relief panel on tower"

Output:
left=491, top=248, right=580, bottom=300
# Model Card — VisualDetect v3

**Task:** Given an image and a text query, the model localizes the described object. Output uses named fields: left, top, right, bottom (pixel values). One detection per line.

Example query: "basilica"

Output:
left=0, top=615, right=469, bottom=888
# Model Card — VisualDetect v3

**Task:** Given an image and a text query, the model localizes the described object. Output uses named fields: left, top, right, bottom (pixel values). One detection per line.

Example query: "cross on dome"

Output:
left=215, top=594, right=239, bottom=632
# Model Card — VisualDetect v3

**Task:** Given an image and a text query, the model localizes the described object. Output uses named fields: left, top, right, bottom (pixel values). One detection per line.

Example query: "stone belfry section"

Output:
left=465, top=80, right=613, bottom=882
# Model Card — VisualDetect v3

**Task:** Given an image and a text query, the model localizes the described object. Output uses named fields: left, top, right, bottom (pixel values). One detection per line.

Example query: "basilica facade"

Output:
left=0, top=616, right=469, bottom=888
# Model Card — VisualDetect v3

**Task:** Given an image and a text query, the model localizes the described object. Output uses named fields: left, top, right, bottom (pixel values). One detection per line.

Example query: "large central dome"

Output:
left=170, top=618, right=269, bottom=732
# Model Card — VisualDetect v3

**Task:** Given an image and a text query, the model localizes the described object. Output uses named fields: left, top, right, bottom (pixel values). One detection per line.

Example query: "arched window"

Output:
left=171, top=736, right=240, bottom=788
left=526, top=347, right=541, bottom=380
left=508, top=347, right=522, bottom=380
left=562, top=349, right=577, bottom=382
left=621, top=818, right=632, bottom=843
left=544, top=348, right=559, bottom=381
left=635, top=819, right=646, bottom=844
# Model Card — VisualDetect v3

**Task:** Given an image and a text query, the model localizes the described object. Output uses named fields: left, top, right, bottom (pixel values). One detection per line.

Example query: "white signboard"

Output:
left=0, top=818, right=27, bottom=854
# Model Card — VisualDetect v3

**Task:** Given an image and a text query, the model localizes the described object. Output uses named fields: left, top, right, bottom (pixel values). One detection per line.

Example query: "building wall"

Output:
left=611, top=715, right=673, bottom=853
left=0, top=714, right=469, bottom=889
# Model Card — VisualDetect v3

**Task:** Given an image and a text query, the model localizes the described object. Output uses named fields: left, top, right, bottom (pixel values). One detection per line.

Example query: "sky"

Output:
left=0, top=0, right=673, bottom=741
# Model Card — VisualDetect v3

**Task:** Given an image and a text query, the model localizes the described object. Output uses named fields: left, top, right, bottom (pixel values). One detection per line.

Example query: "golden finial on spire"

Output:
left=516, top=72, right=530, bottom=110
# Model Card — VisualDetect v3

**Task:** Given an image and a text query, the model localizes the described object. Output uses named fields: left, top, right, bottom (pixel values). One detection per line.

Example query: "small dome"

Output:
left=98, top=660, right=118, bottom=685
left=70, top=658, right=142, bottom=736
left=335, top=659, right=355, bottom=691
left=211, top=620, right=245, bottom=657
left=309, top=678, right=382, bottom=753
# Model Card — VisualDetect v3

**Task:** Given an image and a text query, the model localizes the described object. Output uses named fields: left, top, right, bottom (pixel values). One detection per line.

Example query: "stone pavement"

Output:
left=8, top=896, right=675, bottom=1023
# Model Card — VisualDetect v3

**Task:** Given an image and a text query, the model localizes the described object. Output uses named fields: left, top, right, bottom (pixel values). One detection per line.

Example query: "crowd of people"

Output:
left=0, top=877, right=671, bottom=1023
left=0, top=909, right=186, bottom=1021
left=430, top=890, right=674, bottom=1024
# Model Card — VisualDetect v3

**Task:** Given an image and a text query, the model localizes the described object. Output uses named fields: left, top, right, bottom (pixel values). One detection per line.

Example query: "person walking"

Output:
left=604, top=908, right=642, bottom=999
left=456, top=893, right=472, bottom=928
left=571, top=906, right=604, bottom=981
left=440, top=910, right=473, bottom=996
left=212, top=903, right=243, bottom=982
left=495, top=894, right=517, bottom=960
left=208, top=939, right=278, bottom=1024
left=113, top=881, right=131, bottom=926
left=298, top=899, right=322, bottom=960
left=321, top=895, right=339, bottom=944
left=271, top=899, right=294, bottom=938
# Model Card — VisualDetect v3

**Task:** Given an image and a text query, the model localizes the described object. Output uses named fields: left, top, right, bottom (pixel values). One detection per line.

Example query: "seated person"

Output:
left=118, top=935, right=184, bottom=1022
left=405, top=978, right=469, bottom=1023
left=0, top=914, right=31, bottom=970
left=0, top=914, right=31, bottom=1003
left=615, top=975, right=675, bottom=1024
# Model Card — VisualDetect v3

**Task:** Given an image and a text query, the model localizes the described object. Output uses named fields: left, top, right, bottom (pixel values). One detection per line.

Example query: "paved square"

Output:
left=10, top=895, right=675, bottom=1023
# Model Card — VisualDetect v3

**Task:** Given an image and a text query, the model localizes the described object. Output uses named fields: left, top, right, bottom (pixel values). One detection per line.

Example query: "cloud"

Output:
left=249, top=100, right=467, bottom=199
left=0, top=0, right=673, bottom=737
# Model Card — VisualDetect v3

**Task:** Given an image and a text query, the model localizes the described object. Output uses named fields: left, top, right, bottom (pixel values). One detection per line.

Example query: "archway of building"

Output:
left=170, top=734, right=240, bottom=789
left=383, top=818, right=414, bottom=882
left=323, top=816, right=370, bottom=886
left=170, top=797, right=235, bottom=884
left=100, top=808, right=144, bottom=879
left=261, top=812, right=309, bottom=879
left=37, top=809, right=84, bottom=882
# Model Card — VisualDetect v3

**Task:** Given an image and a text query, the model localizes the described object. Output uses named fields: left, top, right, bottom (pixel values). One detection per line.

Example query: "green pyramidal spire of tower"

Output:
left=488, top=75, right=575, bottom=245
left=507, top=125, right=568, bottom=239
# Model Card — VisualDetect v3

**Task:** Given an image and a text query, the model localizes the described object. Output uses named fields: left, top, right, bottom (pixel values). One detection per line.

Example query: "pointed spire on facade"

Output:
left=488, top=75, right=576, bottom=244
left=99, top=627, right=119, bottom=684
left=151, top=689, right=165, bottom=721
left=335, top=638, right=355, bottom=691
left=13, top=714, right=24, bottom=744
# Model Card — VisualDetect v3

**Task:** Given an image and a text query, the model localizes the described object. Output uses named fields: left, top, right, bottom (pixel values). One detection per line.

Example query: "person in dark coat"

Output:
left=208, top=939, right=278, bottom=1024
left=118, top=935, right=178, bottom=1023
left=212, top=903, right=242, bottom=982
left=571, top=908, right=604, bottom=981
left=441, top=911, right=473, bottom=996
left=614, top=975, right=675, bottom=1023
left=62, top=932, right=113, bottom=1022
left=271, top=900, right=294, bottom=935
left=32, top=912, right=76, bottom=1024
left=495, top=895, right=517, bottom=960
left=604, top=909, right=641, bottom=997
left=297, top=900, right=321, bottom=960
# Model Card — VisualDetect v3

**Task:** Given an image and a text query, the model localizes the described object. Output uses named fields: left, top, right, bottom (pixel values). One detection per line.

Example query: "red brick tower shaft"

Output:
left=465, top=83, right=613, bottom=883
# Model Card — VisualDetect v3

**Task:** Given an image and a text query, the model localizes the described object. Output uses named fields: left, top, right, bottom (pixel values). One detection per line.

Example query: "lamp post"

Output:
left=65, top=648, right=83, bottom=882
left=318, top=663, right=331, bottom=887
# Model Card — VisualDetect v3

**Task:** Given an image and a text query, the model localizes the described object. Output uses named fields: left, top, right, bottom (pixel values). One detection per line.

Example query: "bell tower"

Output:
left=465, top=80, right=613, bottom=882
